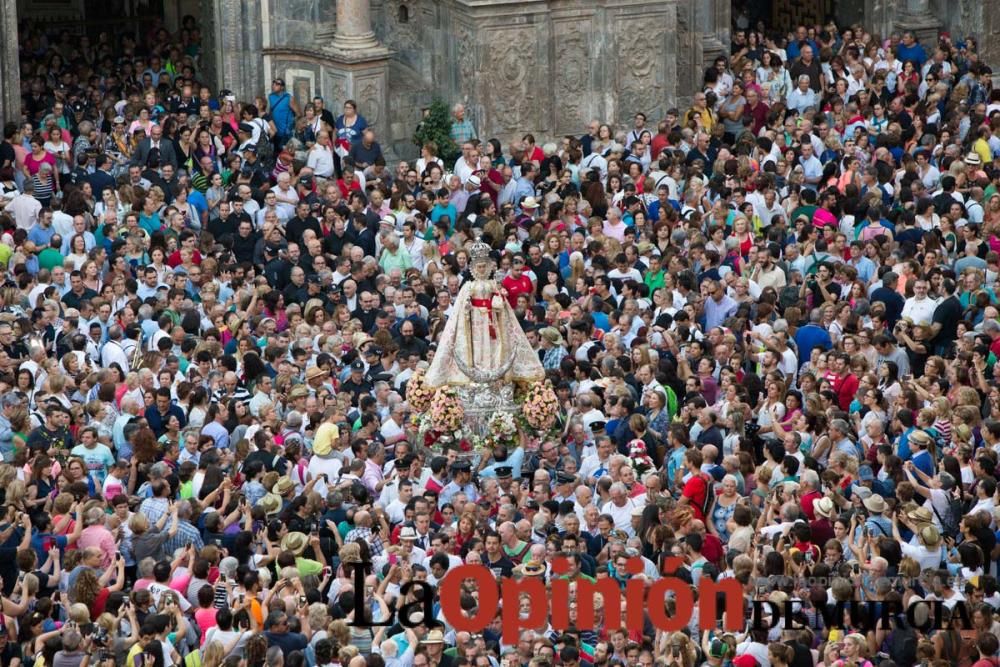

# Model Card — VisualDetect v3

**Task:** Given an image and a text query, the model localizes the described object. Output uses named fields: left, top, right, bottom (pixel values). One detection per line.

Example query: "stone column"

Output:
left=333, top=0, right=380, bottom=51
left=894, top=0, right=939, bottom=47
left=0, top=0, right=20, bottom=124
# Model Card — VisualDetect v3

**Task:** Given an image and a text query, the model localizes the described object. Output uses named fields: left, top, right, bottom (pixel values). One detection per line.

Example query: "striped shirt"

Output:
left=32, top=173, right=54, bottom=202
left=211, top=385, right=252, bottom=405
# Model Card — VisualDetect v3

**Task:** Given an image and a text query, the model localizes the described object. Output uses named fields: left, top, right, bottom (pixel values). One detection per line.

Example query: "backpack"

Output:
left=888, top=618, right=917, bottom=666
left=931, top=490, right=964, bottom=538
left=252, top=118, right=275, bottom=166
left=699, top=472, right=716, bottom=520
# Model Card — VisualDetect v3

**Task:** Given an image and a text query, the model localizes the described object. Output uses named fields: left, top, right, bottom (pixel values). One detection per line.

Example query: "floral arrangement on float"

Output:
left=407, top=375, right=560, bottom=455
left=405, top=368, right=436, bottom=412
left=518, top=380, right=560, bottom=434
left=429, top=387, right=464, bottom=432
left=627, top=439, right=656, bottom=477
left=470, top=412, right=518, bottom=454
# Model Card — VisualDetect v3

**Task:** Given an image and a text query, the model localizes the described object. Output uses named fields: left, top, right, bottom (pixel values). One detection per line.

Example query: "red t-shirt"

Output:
left=337, top=178, right=362, bottom=198
left=834, top=373, right=858, bottom=411
left=650, top=134, right=670, bottom=159
left=682, top=473, right=710, bottom=522
left=793, top=540, right=820, bottom=562
left=167, top=249, right=203, bottom=267
left=89, top=588, right=110, bottom=620
left=502, top=273, right=534, bottom=307
left=800, top=490, right=821, bottom=521
left=481, top=168, right=503, bottom=206
left=702, top=532, right=724, bottom=566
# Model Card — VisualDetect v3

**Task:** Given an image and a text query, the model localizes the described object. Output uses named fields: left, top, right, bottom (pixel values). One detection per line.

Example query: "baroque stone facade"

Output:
left=1, top=0, right=998, bottom=152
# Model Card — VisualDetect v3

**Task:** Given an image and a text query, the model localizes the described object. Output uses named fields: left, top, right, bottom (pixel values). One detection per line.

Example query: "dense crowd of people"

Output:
left=0, top=11, right=999, bottom=667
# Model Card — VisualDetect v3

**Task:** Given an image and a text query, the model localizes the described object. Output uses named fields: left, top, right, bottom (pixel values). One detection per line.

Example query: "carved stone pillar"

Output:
left=332, top=0, right=380, bottom=51
left=0, top=0, right=20, bottom=124
left=894, top=0, right=939, bottom=47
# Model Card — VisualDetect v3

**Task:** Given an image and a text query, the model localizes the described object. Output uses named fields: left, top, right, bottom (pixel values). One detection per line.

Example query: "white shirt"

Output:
left=306, top=145, right=335, bottom=178
left=52, top=210, right=75, bottom=237
left=453, top=157, right=476, bottom=184
left=580, top=408, right=606, bottom=432
left=403, top=236, right=426, bottom=271
left=901, top=295, right=938, bottom=326
left=270, top=185, right=300, bottom=219
left=380, top=417, right=405, bottom=442
left=579, top=453, right=611, bottom=481
left=601, top=498, right=639, bottom=537
left=101, top=339, right=130, bottom=374
left=580, top=152, right=608, bottom=180
left=8, top=194, right=41, bottom=230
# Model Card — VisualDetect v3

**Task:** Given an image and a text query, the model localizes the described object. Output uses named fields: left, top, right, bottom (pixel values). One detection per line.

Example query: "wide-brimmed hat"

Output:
left=421, top=629, right=445, bottom=644
left=862, top=495, right=887, bottom=514
left=257, top=493, right=282, bottom=516
left=919, top=525, right=941, bottom=546
left=521, top=196, right=540, bottom=210
left=399, top=526, right=418, bottom=541
left=288, top=385, right=309, bottom=400
left=280, top=531, right=309, bottom=555
left=909, top=430, right=934, bottom=448
left=273, top=477, right=296, bottom=496
left=539, top=327, right=565, bottom=347
left=965, top=151, right=982, bottom=166
left=814, top=497, right=835, bottom=519
left=519, top=561, right=546, bottom=577
left=305, top=366, right=328, bottom=382
left=907, top=506, right=934, bottom=525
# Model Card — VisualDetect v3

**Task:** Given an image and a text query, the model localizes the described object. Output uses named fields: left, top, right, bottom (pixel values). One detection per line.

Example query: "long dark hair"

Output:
left=141, top=639, right=166, bottom=667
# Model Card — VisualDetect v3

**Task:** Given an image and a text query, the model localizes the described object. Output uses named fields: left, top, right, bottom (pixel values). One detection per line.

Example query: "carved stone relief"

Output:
left=455, top=22, right=475, bottom=94
left=552, top=19, right=589, bottom=134
left=324, top=73, right=349, bottom=108
left=357, top=78, right=383, bottom=128
left=616, top=20, right=664, bottom=122
left=483, top=27, right=537, bottom=134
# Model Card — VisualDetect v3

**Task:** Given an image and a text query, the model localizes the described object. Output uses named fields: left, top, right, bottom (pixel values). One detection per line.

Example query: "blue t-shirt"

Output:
left=30, top=533, right=68, bottom=566
left=896, top=427, right=914, bottom=460
left=793, top=324, right=832, bottom=365
left=188, top=189, right=208, bottom=220
left=912, top=449, right=935, bottom=482
left=896, top=42, right=927, bottom=67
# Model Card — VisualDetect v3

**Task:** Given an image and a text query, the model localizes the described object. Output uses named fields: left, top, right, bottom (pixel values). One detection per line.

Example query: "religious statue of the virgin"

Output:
left=424, top=237, right=545, bottom=388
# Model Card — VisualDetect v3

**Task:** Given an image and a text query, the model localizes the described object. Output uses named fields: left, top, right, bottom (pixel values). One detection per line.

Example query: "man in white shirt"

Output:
left=901, top=279, right=937, bottom=326
left=750, top=188, right=785, bottom=228
left=798, top=142, right=823, bottom=191
left=100, top=325, right=131, bottom=375
left=305, top=131, right=336, bottom=179
left=580, top=152, right=608, bottom=181
left=579, top=438, right=614, bottom=484
left=600, top=483, right=640, bottom=537
left=577, top=394, right=606, bottom=433
left=7, top=183, right=41, bottom=230
left=453, top=142, right=478, bottom=184
left=270, top=172, right=299, bottom=219
left=379, top=403, right=407, bottom=444
left=383, top=477, right=413, bottom=524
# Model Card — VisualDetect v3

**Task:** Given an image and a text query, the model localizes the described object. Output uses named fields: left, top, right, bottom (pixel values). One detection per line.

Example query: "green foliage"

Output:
left=413, top=98, right=458, bottom=162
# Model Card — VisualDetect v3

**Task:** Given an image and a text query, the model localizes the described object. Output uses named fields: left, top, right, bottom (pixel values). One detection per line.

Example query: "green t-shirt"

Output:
left=38, top=247, right=64, bottom=271
left=295, top=556, right=323, bottom=577
left=644, top=269, right=665, bottom=292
